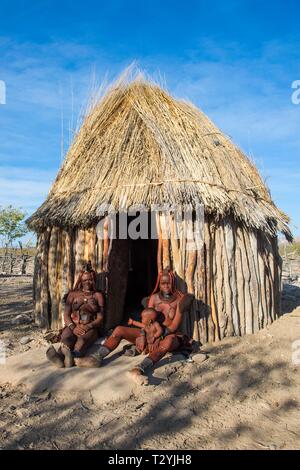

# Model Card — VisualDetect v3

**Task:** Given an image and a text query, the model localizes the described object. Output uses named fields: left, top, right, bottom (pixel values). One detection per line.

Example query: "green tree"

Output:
left=0, top=205, right=28, bottom=248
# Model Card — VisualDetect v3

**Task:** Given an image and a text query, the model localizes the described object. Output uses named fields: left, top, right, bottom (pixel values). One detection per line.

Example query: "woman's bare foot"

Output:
left=74, top=355, right=103, bottom=367
left=124, top=345, right=138, bottom=357
left=127, top=367, right=149, bottom=386
left=61, top=344, right=74, bottom=368
left=46, top=345, right=64, bottom=368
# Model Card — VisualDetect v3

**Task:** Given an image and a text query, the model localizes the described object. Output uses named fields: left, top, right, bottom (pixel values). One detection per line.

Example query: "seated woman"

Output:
left=75, top=267, right=194, bottom=384
left=46, top=262, right=104, bottom=368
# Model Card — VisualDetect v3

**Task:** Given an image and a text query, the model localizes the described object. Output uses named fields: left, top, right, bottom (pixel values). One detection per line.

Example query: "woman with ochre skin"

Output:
left=75, top=267, right=194, bottom=385
left=46, top=265, right=104, bottom=368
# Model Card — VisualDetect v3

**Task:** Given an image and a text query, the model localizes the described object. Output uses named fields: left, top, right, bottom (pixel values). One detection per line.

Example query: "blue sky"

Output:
left=0, top=0, right=299, bottom=244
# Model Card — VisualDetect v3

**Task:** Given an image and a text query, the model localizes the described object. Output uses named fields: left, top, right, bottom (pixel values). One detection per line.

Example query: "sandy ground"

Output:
left=0, top=275, right=300, bottom=450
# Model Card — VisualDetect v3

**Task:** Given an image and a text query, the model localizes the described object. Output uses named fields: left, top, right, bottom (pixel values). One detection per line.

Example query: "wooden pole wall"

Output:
left=34, top=218, right=110, bottom=329
left=155, top=213, right=283, bottom=343
left=34, top=216, right=283, bottom=342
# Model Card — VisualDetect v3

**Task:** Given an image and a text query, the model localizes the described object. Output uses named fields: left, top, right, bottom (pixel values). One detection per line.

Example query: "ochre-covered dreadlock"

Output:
left=73, top=260, right=97, bottom=291
left=150, top=266, right=183, bottom=298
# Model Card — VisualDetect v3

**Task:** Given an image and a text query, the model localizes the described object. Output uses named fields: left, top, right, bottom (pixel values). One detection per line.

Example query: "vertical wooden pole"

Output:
left=33, top=234, right=42, bottom=325
left=238, top=227, right=254, bottom=334
left=74, top=229, right=85, bottom=286
left=235, top=226, right=245, bottom=335
left=204, top=220, right=215, bottom=343
left=156, top=212, right=163, bottom=273
left=241, top=229, right=258, bottom=333
left=103, top=217, right=110, bottom=272
left=197, top=235, right=208, bottom=344
left=89, top=228, right=97, bottom=270
left=65, top=229, right=74, bottom=291
left=224, top=220, right=240, bottom=336
left=214, top=225, right=226, bottom=339
left=48, top=227, right=59, bottom=329
left=40, top=228, right=51, bottom=329
left=248, top=230, right=262, bottom=331
left=160, top=213, right=171, bottom=269
left=56, top=230, right=66, bottom=327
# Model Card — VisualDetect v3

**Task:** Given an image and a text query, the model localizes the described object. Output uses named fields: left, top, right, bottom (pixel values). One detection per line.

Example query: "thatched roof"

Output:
left=27, top=72, right=291, bottom=240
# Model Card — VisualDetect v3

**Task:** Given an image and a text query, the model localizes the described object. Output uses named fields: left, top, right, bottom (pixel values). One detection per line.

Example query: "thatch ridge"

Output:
left=27, top=70, right=292, bottom=240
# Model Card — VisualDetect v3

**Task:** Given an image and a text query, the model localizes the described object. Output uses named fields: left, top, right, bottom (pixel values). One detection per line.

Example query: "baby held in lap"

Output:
left=128, top=307, right=163, bottom=343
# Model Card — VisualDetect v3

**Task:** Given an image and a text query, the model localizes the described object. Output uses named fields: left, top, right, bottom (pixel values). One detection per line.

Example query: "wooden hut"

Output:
left=27, top=72, right=292, bottom=343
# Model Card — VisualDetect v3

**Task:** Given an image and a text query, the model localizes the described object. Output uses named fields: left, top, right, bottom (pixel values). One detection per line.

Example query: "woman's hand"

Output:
left=73, top=325, right=88, bottom=336
left=135, top=334, right=146, bottom=353
left=128, top=318, right=134, bottom=326
left=83, top=323, right=93, bottom=332
left=145, top=323, right=157, bottom=344
left=148, top=338, right=160, bottom=353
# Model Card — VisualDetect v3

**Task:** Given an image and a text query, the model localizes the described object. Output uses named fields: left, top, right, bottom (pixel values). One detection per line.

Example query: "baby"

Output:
left=128, top=307, right=163, bottom=341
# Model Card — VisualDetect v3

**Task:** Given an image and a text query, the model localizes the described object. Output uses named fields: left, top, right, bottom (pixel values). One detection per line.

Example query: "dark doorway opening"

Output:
left=123, top=237, right=158, bottom=321
left=106, top=212, right=158, bottom=329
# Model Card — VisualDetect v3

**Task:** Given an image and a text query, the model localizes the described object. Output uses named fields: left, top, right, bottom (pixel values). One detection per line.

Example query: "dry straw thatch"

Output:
left=27, top=69, right=291, bottom=240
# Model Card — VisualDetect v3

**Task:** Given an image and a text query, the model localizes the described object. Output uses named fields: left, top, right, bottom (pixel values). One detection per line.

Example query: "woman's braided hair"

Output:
left=150, top=266, right=183, bottom=299
left=73, top=260, right=97, bottom=291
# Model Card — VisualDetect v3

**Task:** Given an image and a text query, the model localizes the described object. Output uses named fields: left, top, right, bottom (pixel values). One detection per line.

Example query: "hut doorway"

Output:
left=123, top=237, right=158, bottom=321
left=106, top=213, right=158, bottom=329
